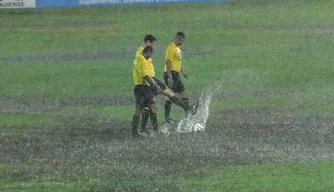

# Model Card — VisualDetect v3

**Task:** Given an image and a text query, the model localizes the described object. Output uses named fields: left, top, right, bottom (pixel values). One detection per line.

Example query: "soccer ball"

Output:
left=193, top=123, right=205, bottom=132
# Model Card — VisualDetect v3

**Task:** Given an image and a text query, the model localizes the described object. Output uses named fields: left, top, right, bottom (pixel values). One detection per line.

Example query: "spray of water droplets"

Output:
left=161, top=81, right=221, bottom=134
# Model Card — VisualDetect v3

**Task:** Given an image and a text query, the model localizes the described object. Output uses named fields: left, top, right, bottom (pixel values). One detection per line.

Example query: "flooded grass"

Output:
left=1, top=0, right=334, bottom=191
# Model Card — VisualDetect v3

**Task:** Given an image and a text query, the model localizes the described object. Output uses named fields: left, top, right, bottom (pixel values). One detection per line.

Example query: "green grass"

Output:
left=2, top=161, right=334, bottom=191
left=182, top=160, right=334, bottom=192
left=1, top=0, right=334, bottom=191
left=0, top=113, right=63, bottom=136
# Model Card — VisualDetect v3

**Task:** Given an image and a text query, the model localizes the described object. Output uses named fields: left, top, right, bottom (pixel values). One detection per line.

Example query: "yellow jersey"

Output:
left=136, top=45, right=155, bottom=77
left=133, top=54, right=155, bottom=86
left=164, top=42, right=182, bottom=72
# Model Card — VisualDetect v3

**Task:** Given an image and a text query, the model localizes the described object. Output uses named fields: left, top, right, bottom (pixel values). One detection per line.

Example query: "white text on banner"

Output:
left=0, top=0, right=36, bottom=8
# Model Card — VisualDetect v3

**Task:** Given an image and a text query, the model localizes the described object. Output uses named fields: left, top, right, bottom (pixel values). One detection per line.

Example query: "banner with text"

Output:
left=35, top=0, right=229, bottom=8
left=0, top=0, right=36, bottom=8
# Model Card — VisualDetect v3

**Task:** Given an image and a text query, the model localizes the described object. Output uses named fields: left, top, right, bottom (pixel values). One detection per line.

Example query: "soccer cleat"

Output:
left=189, top=103, right=199, bottom=115
left=143, top=107, right=150, bottom=113
left=139, top=130, right=150, bottom=137
left=132, top=131, right=144, bottom=138
left=165, top=118, right=178, bottom=124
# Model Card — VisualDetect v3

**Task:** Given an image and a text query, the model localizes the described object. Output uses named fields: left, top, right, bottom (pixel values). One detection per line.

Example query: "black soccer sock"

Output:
left=171, top=96, right=189, bottom=111
left=141, top=109, right=150, bottom=132
left=150, top=112, right=158, bottom=131
left=131, top=114, right=140, bottom=135
left=181, top=97, right=189, bottom=116
left=164, top=100, right=172, bottom=120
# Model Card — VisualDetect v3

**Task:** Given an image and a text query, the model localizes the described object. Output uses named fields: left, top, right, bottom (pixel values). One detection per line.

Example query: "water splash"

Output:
left=161, top=81, right=221, bottom=134
left=176, top=92, right=212, bottom=132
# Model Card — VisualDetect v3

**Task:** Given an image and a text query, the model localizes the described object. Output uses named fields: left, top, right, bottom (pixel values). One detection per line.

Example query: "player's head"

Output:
left=142, top=45, right=153, bottom=59
left=174, top=32, right=185, bottom=46
left=144, top=34, right=157, bottom=47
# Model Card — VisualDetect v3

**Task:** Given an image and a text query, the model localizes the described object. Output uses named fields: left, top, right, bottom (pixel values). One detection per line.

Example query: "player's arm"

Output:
left=165, top=46, right=173, bottom=77
left=165, top=58, right=174, bottom=88
left=165, top=47, right=174, bottom=88
left=144, top=75, right=162, bottom=93
left=180, top=65, right=188, bottom=79
left=165, top=59, right=172, bottom=77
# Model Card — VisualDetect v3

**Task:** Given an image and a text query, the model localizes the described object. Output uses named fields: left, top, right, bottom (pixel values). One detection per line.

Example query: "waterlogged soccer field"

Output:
left=1, top=0, right=334, bottom=191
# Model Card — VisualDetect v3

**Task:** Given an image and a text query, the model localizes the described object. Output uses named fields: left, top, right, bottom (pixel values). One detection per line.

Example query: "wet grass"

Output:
left=1, top=114, right=334, bottom=191
left=4, top=159, right=334, bottom=191
left=1, top=0, right=334, bottom=191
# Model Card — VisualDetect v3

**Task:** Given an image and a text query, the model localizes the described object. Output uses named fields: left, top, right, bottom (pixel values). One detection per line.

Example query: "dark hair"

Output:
left=143, top=46, right=153, bottom=53
left=144, top=34, right=157, bottom=43
left=176, top=32, right=185, bottom=38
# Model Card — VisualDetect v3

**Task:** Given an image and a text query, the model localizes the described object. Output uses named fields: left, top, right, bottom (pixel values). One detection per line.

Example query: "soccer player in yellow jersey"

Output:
left=132, top=46, right=160, bottom=137
left=131, top=46, right=195, bottom=137
left=135, top=35, right=157, bottom=134
left=163, top=32, right=189, bottom=123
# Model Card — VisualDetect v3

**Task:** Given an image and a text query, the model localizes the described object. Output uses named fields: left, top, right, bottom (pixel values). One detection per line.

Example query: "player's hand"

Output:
left=167, top=77, right=174, bottom=88
left=183, top=72, right=188, bottom=80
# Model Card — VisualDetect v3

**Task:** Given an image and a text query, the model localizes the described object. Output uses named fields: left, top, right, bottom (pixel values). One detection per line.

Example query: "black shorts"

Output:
left=163, top=71, right=185, bottom=93
left=134, top=85, right=155, bottom=109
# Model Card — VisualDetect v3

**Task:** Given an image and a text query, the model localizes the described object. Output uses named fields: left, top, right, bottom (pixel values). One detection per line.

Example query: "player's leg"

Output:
left=179, top=90, right=198, bottom=116
left=131, top=86, right=145, bottom=138
left=147, top=103, right=158, bottom=132
left=162, top=74, right=176, bottom=123
left=148, top=87, right=159, bottom=132
left=164, top=97, right=174, bottom=123
left=153, top=77, right=195, bottom=115
left=175, top=78, right=189, bottom=116
left=161, top=83, right=198, bottom=116
left=131, top=107, right=143, bottom=137
left=141, top=87, right=157, bottom=134
left=141, top=107, right=150, bottom=133
left=162, top=88, right=190, bottom=111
